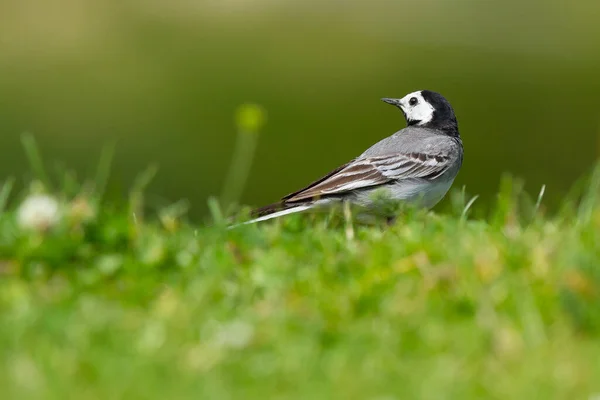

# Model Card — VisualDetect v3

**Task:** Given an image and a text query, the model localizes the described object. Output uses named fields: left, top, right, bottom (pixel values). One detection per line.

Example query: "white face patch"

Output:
left=400, top=91, right=434, bottom=125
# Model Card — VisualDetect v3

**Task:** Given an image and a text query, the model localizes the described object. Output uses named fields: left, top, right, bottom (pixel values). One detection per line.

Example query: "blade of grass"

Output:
left=221, top=104, right=266, bottom=212
left=129, top=164, right=159, bottom=223
left=131, top=164, right=159, bottom=195
left=21, top=132, right=52, bottom=190
left=161, top=199, right=190, bottom=220
left=0, top=178, right=15, bottom=213
left=533, top=184, right=546, bottom=216
left=94, top=142, right=116, bottom=201
left=208, top=196, right=226, bottom=227
left=460, top=194, right=479, bottom=223
left=577, top=163, right=600, bottom=225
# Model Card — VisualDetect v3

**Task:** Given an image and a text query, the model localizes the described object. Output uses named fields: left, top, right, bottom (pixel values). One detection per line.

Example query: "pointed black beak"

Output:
left=381, top=98, right=402, bottom=107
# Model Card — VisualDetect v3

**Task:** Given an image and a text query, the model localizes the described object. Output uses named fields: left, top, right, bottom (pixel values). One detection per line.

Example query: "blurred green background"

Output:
left=1, top=0, right=599, bottom=217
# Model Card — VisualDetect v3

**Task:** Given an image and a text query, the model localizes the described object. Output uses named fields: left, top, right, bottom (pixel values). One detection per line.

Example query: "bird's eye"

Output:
left=409, top=97, right=418, bottom=106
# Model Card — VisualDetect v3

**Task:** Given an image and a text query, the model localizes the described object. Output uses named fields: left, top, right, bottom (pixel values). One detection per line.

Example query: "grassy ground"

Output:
left=2, top=134, right=600, bottom=399
left=1, top=171, right=600, bottom=400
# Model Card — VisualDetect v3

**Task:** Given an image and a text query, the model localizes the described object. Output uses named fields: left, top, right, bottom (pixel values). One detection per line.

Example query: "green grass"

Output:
left=2, top=137, right=600, bottom=399
left=1, top=175, right=600, bottom=400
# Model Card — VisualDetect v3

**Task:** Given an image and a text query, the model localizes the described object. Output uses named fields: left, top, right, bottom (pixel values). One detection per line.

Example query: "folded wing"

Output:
left=283, top=152, right=452, bottom=203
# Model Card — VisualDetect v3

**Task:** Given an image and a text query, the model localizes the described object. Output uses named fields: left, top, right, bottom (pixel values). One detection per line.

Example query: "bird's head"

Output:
left=382, top=90, right=458, bottom=135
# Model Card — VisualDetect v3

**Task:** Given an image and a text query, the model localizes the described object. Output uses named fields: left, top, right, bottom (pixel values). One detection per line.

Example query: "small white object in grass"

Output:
left=214, top=320, right=254, bottom=349
left=17, top=194, right=61, bottom=231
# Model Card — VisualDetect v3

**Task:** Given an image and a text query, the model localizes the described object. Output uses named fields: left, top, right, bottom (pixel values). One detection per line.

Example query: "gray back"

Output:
left=360, top=127, right=461, bottom=158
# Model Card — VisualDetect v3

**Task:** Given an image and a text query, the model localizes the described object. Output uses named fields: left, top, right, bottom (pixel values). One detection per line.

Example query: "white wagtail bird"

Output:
left=244, top=90, right=463, bottom=224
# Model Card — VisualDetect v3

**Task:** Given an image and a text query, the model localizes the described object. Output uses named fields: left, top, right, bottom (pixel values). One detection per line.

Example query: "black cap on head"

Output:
left=419, top=90, right=459, bottom=135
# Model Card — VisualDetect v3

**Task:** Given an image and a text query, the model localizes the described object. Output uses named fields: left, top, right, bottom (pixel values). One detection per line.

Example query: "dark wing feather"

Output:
left=282, top=152, right=451, bottom=203
left=251, top=200, right=299, bottom=218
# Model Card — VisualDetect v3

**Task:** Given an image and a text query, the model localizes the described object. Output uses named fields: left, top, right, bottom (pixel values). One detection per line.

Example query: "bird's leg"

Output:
left=385, top=215, right=397, bottom=226
left=343, top=201, right=355, bottom=240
